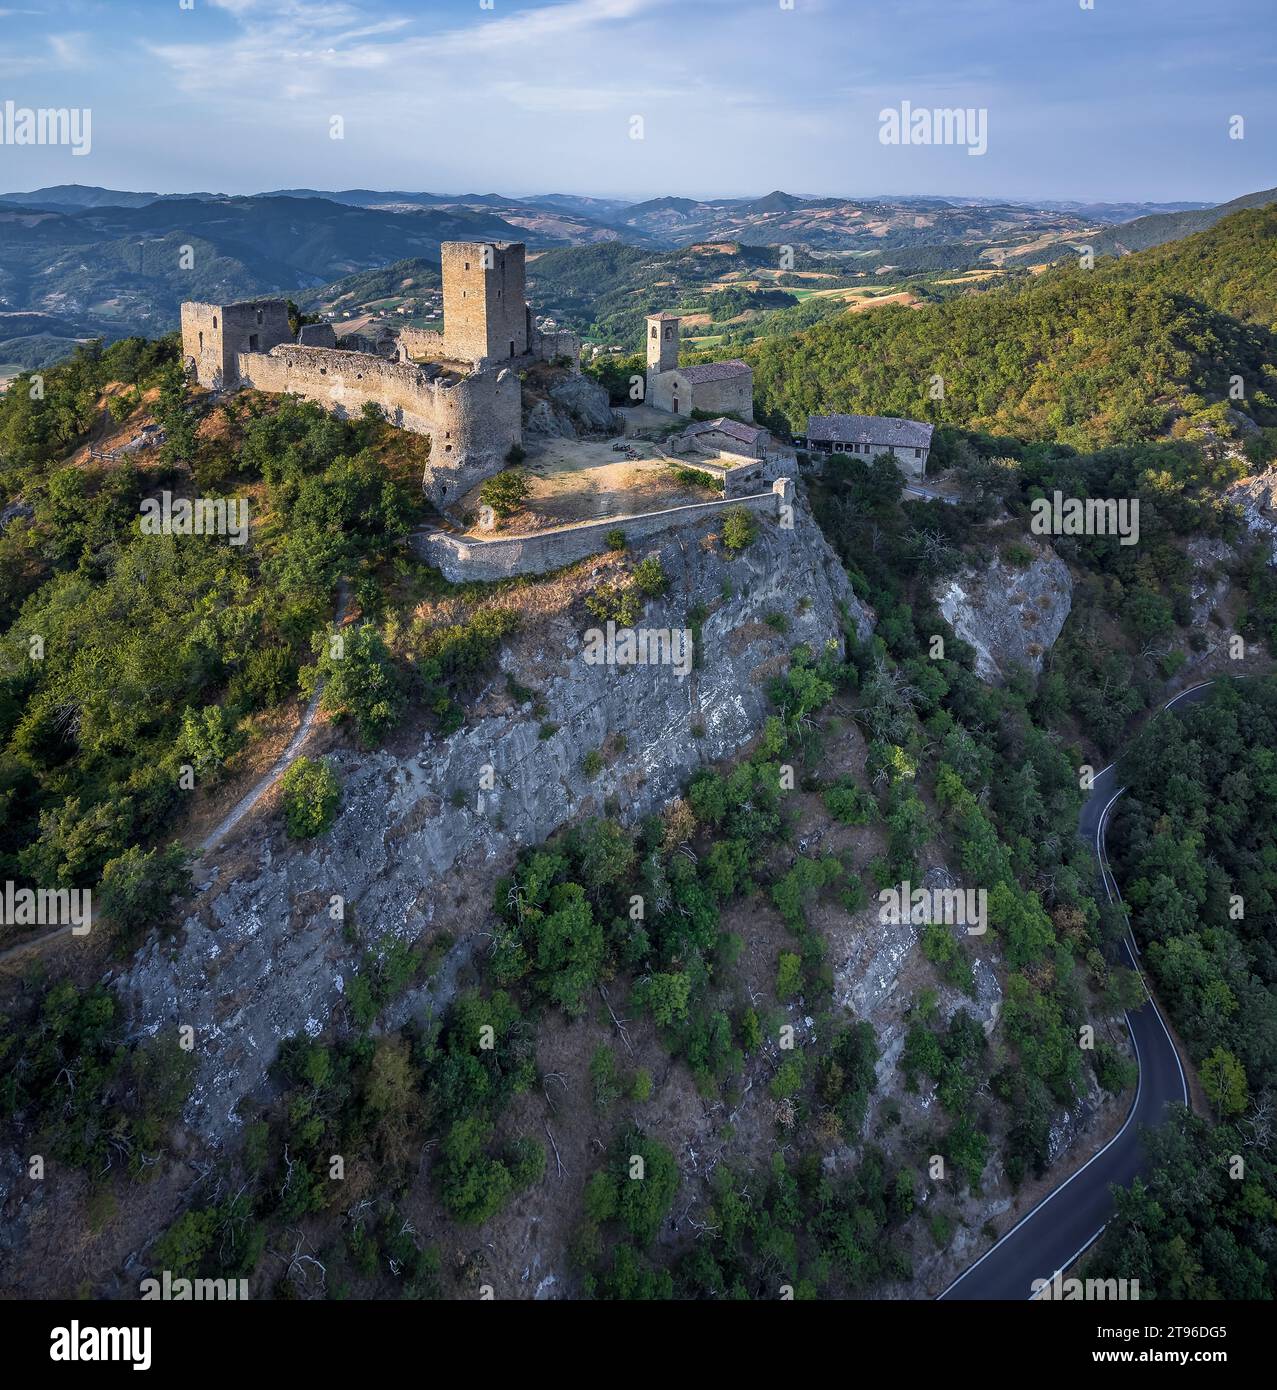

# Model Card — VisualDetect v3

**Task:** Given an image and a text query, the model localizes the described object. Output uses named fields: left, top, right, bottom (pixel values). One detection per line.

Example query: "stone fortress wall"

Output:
left=416, top=478, right=794, bottom=583
left=181, top=241, right=582, bottom=509
left=398, top=322, right=581, bottom=372
left=234, top=346, right=523, bottom=508
left=181, top=299, right=292, bottom=389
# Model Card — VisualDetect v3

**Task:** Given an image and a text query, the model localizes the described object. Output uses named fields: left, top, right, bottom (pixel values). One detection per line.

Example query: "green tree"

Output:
left=279, top=756, right=340, bottom=838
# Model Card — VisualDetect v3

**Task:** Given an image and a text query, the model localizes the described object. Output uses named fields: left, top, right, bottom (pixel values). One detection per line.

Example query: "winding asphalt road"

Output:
left=938, top=683, right=1212, bottom=1299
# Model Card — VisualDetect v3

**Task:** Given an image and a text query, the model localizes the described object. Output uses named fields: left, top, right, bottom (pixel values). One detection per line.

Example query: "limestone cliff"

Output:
left=118, top=501, right=872, bottom=1146
left=935, top=542, right=1072, bottom=683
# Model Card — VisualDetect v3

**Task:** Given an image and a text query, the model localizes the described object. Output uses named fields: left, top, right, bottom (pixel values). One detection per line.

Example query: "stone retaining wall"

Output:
left=414, top=479, right=794, bottom=582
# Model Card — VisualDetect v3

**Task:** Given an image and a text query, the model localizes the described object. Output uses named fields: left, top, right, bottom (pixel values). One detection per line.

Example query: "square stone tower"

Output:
left=646, top=313, right=680, bottom=374
left=442, top=242, right=529, bottom=365
left=181, top=298, right=292, bottom=388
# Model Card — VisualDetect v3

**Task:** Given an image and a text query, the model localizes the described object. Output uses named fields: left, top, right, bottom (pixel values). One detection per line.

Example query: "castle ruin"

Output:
left=180, top=241, right=581, bottom=508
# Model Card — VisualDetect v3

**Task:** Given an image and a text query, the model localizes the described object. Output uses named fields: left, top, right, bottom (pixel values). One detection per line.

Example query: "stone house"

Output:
left=802, top=413, right=934, bottom=479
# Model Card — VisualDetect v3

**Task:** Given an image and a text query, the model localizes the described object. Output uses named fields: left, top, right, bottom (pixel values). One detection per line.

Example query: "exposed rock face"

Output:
left=524, top=398, right=573, bottom=439
left=118, top=503, right=872, bottom=1146
left=935, top=542, right=1072, bottom=683
left=835, top=864, right=1002, bottom=1094
left=1223, top=472, right=1277, bottom=564
left=548, top=374, right=617, bottom=434
left=1186, top=536, right=1236, bottom=625
left=524, top=374, right=619, bottom=439
left=0, top=501, right=34, bottom=533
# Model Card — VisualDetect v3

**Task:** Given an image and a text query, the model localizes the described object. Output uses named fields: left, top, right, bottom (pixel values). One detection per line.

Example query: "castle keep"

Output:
left=180, top=241, right=580, bottom=508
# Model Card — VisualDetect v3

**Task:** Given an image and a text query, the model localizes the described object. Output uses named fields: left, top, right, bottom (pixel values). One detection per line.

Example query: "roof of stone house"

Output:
left=675, top=360, right=753, bottom=385
left=805, top=413, right=934, bottom=448
left=647, top=312, right=682, bottom=322
left=685, top=417, right=768, bottom=446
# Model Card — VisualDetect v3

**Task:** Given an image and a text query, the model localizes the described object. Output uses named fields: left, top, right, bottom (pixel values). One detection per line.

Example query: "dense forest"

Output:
left=2, top=197, right=1277, bottom=1301
left=1084, top=678, right=1277, bottom=1297
left=749, top=205, right=1277, bottom=450
left=0, top=337, right=441, bottom=937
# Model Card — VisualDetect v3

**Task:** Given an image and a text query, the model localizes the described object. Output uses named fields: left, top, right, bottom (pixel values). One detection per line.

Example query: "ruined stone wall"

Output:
left=399, top=326, right=447, bottom=361
left=182, top=299, right=291, bottom=388
left=724, top=454, right=789, bottom=496
left=416, top=479, right=793, bottom=583
left=181, top=303, right=226, bottom=386
left=297, top=322, right=337, bottom=348
left=529, top=326, right=582, bottom=371
left=235, top=345, right=521, bottom=508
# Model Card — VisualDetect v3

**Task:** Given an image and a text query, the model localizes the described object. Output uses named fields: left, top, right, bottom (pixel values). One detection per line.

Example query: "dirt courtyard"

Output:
left=456, top=421, right=725, bottom=536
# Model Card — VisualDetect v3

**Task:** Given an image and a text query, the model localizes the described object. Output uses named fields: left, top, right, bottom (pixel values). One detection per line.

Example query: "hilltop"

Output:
left=748, top=203, right=1277, bottom=449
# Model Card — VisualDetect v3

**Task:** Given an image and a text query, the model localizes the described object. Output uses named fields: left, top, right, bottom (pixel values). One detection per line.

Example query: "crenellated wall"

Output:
left=235, top=345, right=522, bottom=508
left=415, top=479, right=794, bottom=583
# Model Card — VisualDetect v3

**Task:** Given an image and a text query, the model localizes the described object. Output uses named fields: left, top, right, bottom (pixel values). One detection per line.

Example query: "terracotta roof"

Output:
left=805, top=413, right=933, bottom=449
left=676, top=359, right=753, bottom=385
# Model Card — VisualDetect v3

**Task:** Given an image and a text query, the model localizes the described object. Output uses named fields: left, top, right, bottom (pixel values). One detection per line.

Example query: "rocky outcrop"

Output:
left=834, top=864, right=1002, bottom=1094
left=0, top=501, right=34, bottom=534
left=524, top=373, right=620, bottom=439
left=118, top=502, right=872, bottom=1146
left=1223, top=472, right=1277, bottom=564
left=524, top=398, right=573, bottom=439
left=1186, top=536, right=1236, bottom=625
left=935, top=542, right=1072, bottom=683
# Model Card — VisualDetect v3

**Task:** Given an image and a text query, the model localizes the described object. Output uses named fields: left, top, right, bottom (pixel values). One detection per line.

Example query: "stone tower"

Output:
left=180, top=298, right=292, bottom=388
left=646, top=313, right=680, bottom=375
left=441, top=241, right=529, bottom=366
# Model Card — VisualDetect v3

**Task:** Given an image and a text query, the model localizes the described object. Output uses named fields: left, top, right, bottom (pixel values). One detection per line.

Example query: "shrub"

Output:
left=721, top=507, right=757, bottom=552
left=280, top=756, right=340, bottom=838
left=776, top=951, right=803, bottom=1001
left=633, top=554, right=668, bottom=597
left=585, top=581, right=643, bottom=628
left=99, top=843, right=191, bottom=937
left=312, top=622, right=404, bottom=746
left=605, top=529, right=627, bottom=551
left=823, top=778, right=877, bottom=826
left=479, top=468, right=530, bottom=518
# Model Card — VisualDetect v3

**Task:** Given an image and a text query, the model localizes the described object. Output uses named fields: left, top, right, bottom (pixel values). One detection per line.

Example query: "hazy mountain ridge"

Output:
left=0, top=182, right=1272, bottom=376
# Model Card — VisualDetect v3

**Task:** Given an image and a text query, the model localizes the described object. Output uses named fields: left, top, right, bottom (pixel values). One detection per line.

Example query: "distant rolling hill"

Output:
left=1010, top=185, right=1277, bottom=265
left=0, top=195, right=544, bottom=368
left=610, top=189, right=1094, bottom=250
left=1, top=182, right=1273, bottom=375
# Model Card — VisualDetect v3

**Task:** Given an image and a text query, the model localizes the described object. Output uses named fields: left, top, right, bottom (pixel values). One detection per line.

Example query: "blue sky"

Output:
left=0, top=0, right=1272, bottom=203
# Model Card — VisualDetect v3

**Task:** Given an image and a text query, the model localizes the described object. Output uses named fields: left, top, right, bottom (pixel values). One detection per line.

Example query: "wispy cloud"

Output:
left=4, top=0, right=1273, bottom=201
